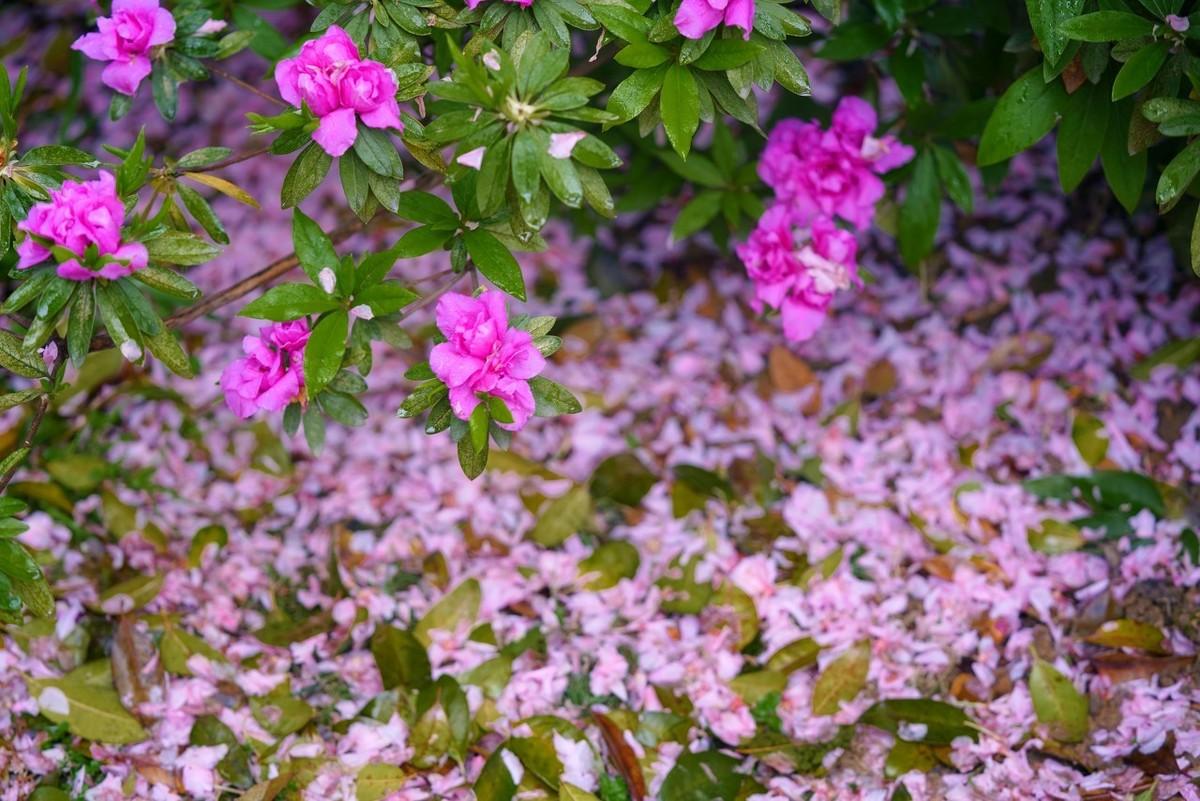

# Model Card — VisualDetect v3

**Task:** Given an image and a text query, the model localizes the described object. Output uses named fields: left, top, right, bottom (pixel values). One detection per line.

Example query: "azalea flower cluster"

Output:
left=431, top=291, right=547, bottom=431
left=740, top=97, right=913, bottom=342
left=16, top=172, right=148, bottom=282
left=71, top=0, right=175, bottom=95
left=274, top=26, right=403, bottom=157
left=221, top=321, right=310, bottom=419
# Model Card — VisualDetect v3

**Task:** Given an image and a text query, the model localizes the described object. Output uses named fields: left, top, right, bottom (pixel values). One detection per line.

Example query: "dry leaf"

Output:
left=111, top=615, right=163, bottom=714
left=593, top=711, right=647, bottom=801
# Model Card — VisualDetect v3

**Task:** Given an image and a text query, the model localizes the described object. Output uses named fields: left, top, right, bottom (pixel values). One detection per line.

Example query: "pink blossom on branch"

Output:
left=16, top=171, right=148, bottom=281
left=71, top=0, right=176, bottom=95
left=759, top=97, right=913, bottom=229
left=429, top=291, right=547, bottom=431
left=274, top=26, right=403, bottom=157
left=736, top=207, right=860, bottom=342
left=221, top=321, right=311, bottom=419
left=674, top=0, right=755, bottom=41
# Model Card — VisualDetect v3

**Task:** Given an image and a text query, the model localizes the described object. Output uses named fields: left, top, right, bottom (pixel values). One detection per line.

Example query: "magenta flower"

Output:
left=275, top=26, right=403, bottom=157
left=759, top=97, right=914, bottom=229
left=16, top=172, right=148, bottom=282
left=736, top=208, right=860, bottom=342
left=71, top=0, right=176, bottom=96
left=429, top=291, right=547, bottom=431
left=674, top=0, right=755, bottom=41
left=221, top=321, right=311, bottom=419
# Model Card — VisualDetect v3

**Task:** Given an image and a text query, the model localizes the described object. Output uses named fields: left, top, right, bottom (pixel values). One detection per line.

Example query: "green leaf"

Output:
left=357, top=765, right=409, bottom=801
left=1101, top=100, right=1146, bottom=214
left=152, top=63, right=178, bottom=121
left=1156, top=137, right=1200, bottom=210
left=1028, top=519, right=1085, bottom=554
left=463, top=229, right=526, bottom=300
left=607, top=65, right=668, bottom=123
left=512, top=129, right=541, bottom=205
left=978, top=67, right=1065, bottom=166
left=660, top=65, right=700, bottom=159
left=293, top=209, right=339, bottom=286
left=590, top=453, right=656, bottom=507
left=131, top=264, right=201, bottom=300
left=354, top=124, right=404, bottom=179
left=397, top=380, right=448, bottom=418
left=474, top=747, right=519, bottom=801
left=1059, top=11, right=1155, bottom=42
left=415, top=579, right=482, bottom=646
left=1084, top=618, right=1167, bottom=653
left=529, top=375, right=582, bottom=416
left=1026, top=0, right=1085, bottom=66
left=858, top=699, right=978, bottom=744
left=175, top=146, right=232, bottom=169
left=144, top=231, right=221, bottom=265
left=671, top=190, right=723, bottom=241
left=395, top=191, right=458, bottom=227
left=1057, top=78, right=1109, bottom=193
left=20, top=145, right=99, bottom=168
left=97, top=574, right=163, bottom=614
left=281, top=142, right=333, bottom=208
left=0, top=331, right=44, bottom=377
left=304, top=310, right=349, bottom=396
left=693, top=40, right=764, bottom=71
left=458, top=431, right=489, bottom=480
left=578, top=541, right=639, bottom=590
left=177, top=184, right=229, bottom=244
left=616, top=42, right=672, bottom=69
left=1131, top=336, right=1200, bottom=379
left=899, top=149, right=939, bottom=267
left=1112, top=42, right=1168, bottom=100
left=1029, top=658, right=1089, bottom=743
left=0, top=538, right=40, bottom=580
left=371, top=625, right=433, bottom=691
left=394, top=226, right=453, bottom=259
left=239, top=283, right=340, bottom=321
left=659, top=751, right=741, bottom=801
left=766, top=638, right=822, bottom=674
left=1072, top=412, right=1109, bottom=467
left=811, top=640, right=870, bottom=716
left=931, top=145, right=972, bottom=214
left=27, top=662, right=147, bottom=744
left=529, top=486, right=592, bottom=546
left=145, top=326, right=194, bottom=378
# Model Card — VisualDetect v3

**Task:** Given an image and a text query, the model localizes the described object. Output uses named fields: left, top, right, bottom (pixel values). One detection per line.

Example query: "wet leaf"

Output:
left=858, top=698, right=977, bottom=744
left=371, top=624, right=433, bottom=691
left=593, top=712, right=647, bottom=801
left=27, top=661, right=148, bottom=744
left=356, top=764, right=408, bottom=801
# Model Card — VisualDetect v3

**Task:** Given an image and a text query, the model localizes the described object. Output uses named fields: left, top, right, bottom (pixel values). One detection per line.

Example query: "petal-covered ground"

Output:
left=3, top=29, right=1200, bottom=801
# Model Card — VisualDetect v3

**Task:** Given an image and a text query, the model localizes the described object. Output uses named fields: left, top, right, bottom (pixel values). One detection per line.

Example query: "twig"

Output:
left=207, top=64, right=288, bottom=109
left=400, top=271, right=468, bottom=319
left=0, top=352, right=65, bottom=494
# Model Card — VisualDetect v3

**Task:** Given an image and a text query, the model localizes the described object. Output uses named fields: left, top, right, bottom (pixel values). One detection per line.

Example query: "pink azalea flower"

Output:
left=759, top=97, right=914, bottom=229
left=674, top=0, right=755, bottom=41
left=16, top=171, right=148, bottom=282
left=221, top=321, right=311, bottom=419
left=736, top=207, right=860, bottom=342
left=72, top=0, right=176, bottom=95
left=275, top=26, right=403, bottom=157
left=429, top=291, right=546, bottom=431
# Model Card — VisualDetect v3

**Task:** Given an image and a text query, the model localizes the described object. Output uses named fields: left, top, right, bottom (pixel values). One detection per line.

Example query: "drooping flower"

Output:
left=429, top=291, right=546, bottom=431
left=221, top=320, right=311, bottom=419
left=274, top=26, right=403, bottom=157
left=16, top=171, right=148, bottom=282
left=759, top=97, right=914, bottom=229
left=736, top=207, right=860, bottom=342
left=674, top=0, right=755, bottom=41
left=72, top=0, right=176, bottom=95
